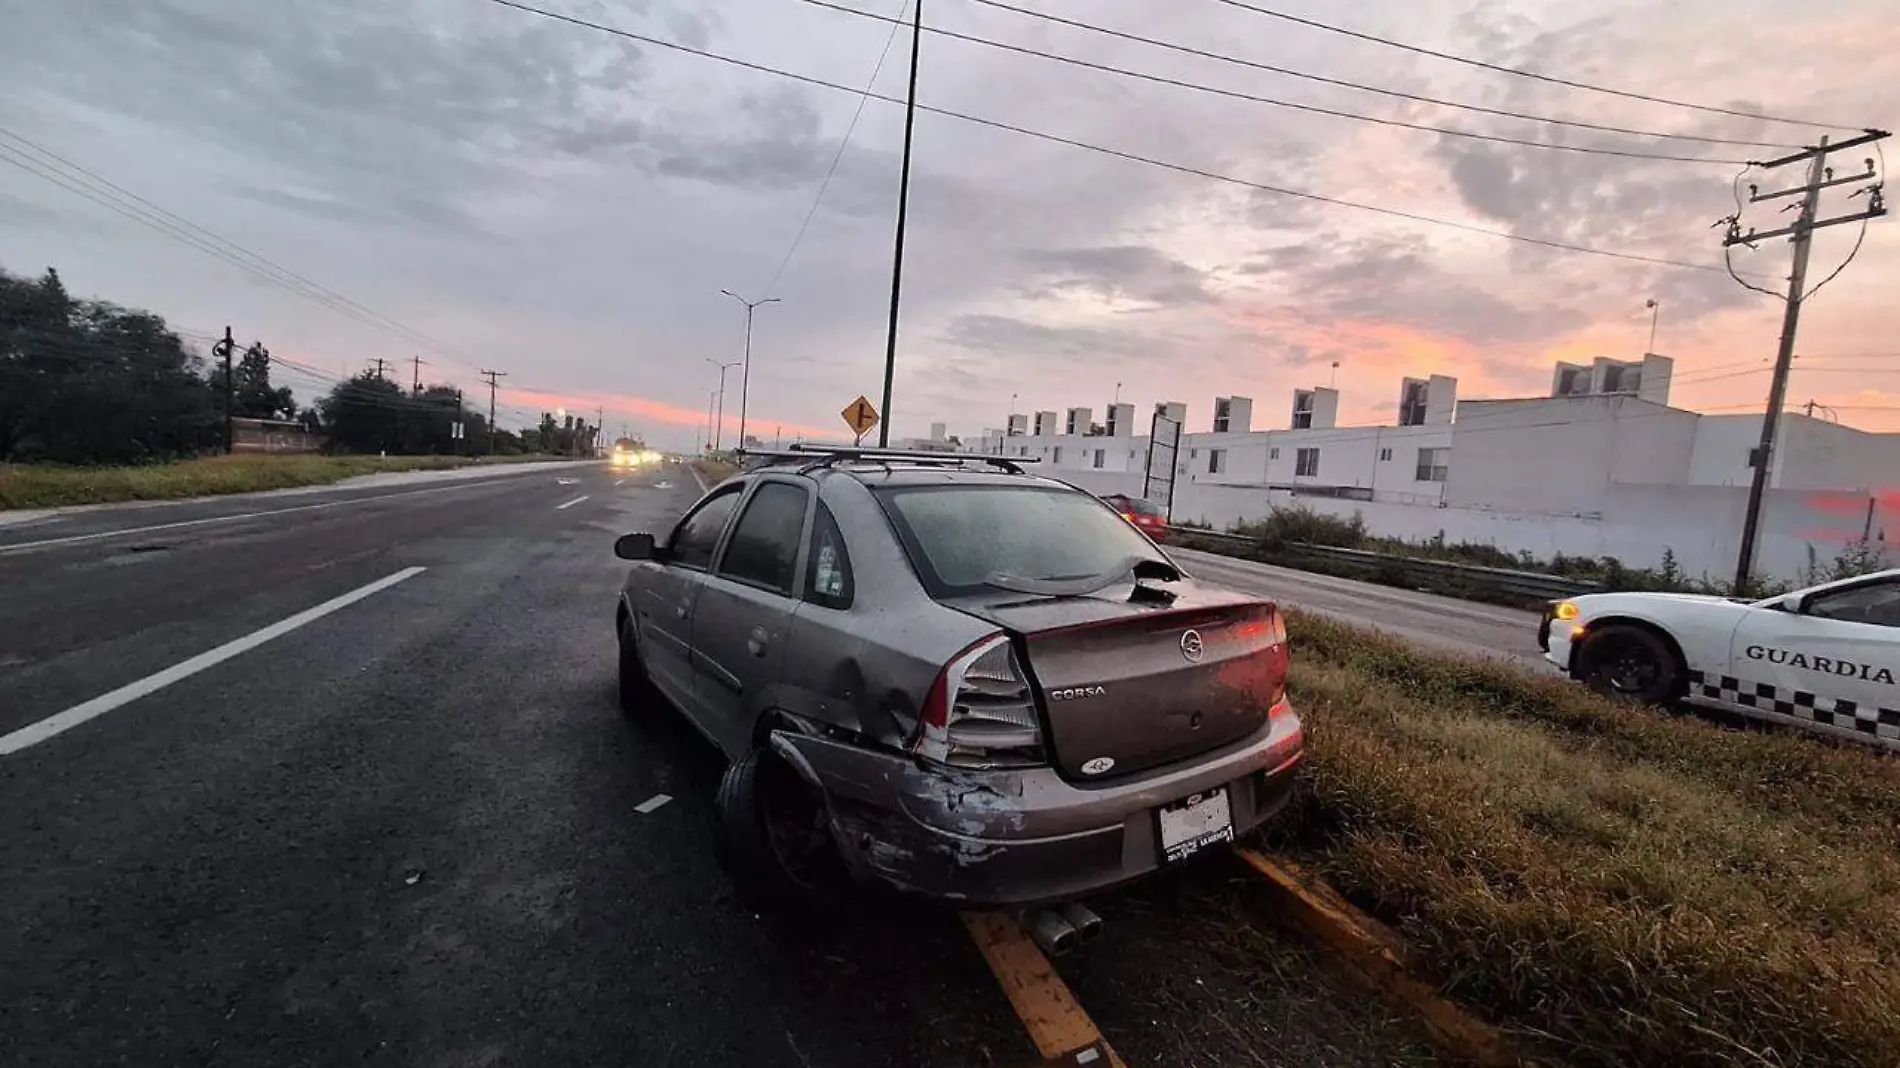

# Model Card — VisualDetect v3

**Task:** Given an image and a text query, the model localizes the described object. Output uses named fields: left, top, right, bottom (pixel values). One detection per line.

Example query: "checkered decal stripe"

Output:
left=1687, top=669, right=1900, bottom=739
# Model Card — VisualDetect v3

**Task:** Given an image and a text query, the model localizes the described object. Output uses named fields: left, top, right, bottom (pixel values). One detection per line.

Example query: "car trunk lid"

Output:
left=946, top=581, right=1287, bottom=781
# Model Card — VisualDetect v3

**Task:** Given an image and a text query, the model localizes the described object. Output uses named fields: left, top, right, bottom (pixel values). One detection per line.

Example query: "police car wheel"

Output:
left=1579, top=625, right=1681, bottom=704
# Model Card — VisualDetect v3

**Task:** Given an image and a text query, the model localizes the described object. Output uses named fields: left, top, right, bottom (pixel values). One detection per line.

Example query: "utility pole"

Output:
left=705, top=390, right=718, bottom=454
left=479, top=369, right=507, bottom=454
left=1723, top=129, right=1888, bottom=594
left=411, top=354, right=427, bottom=395
left=720, top=289, right=781, bottom=450
left=369, top=357, right=389, bottom=382
left=706, top=359, right=738, bottom=451
left=214, top=326, right=236, bottom=454
left=878, top=0, right=923, bottom=446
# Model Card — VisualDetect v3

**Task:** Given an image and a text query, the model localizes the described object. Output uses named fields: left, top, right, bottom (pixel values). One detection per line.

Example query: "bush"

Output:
left=1232, top=505, right=1367, bottom=550
left=1270, top=611, right=1900, bottom=1068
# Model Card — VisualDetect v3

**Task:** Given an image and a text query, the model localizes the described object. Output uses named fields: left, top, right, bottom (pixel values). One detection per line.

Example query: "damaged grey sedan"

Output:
left=613, top=447, right=1302, bottom=927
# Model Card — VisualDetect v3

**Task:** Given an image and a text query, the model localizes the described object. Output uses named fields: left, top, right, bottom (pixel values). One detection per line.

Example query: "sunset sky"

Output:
left=2, top=0, right=1895, bottom=449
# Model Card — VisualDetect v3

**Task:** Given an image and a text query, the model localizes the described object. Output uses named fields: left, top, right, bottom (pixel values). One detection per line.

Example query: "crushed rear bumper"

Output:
left=771, top=699, right=1302, bottom=907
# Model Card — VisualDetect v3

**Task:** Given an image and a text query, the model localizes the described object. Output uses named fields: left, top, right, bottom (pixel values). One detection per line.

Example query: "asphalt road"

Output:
left=0, top=463, right=1436, bottom=1068
left=1167, top=546, right=1545, bottom=669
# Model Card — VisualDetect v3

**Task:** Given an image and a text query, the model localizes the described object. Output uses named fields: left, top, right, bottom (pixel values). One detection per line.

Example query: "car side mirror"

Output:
left=614, top=532, right=657, bottom=561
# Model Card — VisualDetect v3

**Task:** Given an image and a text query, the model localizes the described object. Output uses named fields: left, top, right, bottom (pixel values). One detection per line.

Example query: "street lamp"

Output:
left=1645, top=298, right=1661, bottom=355
left=706, top=358, right=740, bottom=452
left=721, top=289, right=781, bottom=451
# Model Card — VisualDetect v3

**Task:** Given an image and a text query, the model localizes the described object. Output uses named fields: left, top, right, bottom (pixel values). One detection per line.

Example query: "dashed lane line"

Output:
left=0, top=567, right=428, bottom=755
left=555, top=496, right=590, bottom=510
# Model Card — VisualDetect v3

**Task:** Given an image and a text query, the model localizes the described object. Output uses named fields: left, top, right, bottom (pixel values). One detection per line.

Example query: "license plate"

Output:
left=1157, top=787, right=1234, bottom=863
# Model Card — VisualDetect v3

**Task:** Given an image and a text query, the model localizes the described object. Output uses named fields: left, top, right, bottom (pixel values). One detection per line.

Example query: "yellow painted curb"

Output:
left=1233, top=847, right=1531, bottom=1068
left=961, top=911, right=1128, bottom=1067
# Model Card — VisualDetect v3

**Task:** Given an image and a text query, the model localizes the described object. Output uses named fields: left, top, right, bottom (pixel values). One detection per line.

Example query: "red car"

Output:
left=1100, top=493, right=1170, bottom=543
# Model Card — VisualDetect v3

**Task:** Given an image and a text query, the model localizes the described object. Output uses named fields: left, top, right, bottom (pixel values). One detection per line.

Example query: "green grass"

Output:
left=1266, top=611, right=1900, bottom=1068
left=0, top=453, right=564, bottom=510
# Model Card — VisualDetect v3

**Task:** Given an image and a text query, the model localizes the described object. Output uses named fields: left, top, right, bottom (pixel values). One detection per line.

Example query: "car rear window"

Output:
left=1121, top=497, right=1165, bottom=518
left=876, top=484, right=1165, bottom=594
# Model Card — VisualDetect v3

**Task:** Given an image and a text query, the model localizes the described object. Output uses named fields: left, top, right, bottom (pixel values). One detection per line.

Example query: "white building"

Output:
left=944, top=361, right=1899, bottom=582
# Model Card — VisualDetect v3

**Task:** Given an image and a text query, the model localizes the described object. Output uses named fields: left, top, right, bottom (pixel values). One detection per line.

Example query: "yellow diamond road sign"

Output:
left=841, top=395, right=880, bottom=438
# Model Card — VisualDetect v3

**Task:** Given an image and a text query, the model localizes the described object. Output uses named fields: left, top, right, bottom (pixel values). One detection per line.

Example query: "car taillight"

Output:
left=915, top=634, right=1045, bottom=769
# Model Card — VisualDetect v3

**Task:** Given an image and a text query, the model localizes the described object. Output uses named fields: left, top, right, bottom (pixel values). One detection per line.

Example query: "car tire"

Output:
left=617, top=614, right=656, bottom=714
left=714, top=747, right=846, bottom=912
left=1577, top=624, right=1683, bottom=705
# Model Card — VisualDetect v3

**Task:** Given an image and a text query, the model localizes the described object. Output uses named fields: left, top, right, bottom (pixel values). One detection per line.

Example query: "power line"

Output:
left=0, top=126, right=492, bottom=377
left=952, top=0, right=1799, bottom=151
left=476, top=0, right=1729, bottom=274
left=799, top=0, right=1752, bottom=165
left=758, top=0, right=912, bottom=298
left=1200, top=0, right=1856, bottom=132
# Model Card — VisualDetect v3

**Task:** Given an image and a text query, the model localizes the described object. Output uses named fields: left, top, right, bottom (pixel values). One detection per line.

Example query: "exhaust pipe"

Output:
left=1056, top=901, right=1103, bottom=945
left=1024, top=908, right=1079, bottom=957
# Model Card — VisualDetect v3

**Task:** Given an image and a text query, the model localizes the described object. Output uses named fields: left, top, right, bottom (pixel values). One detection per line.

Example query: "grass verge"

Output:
left=0, top=453, right=563, bottom=510
left=1264, top=610, right=1900, bottom=1068
left=691, top=458, right=738, bottom=486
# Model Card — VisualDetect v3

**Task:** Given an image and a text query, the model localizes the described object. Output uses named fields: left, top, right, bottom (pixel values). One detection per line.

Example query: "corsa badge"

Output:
left=1180, top=629, right=1204, bottom=662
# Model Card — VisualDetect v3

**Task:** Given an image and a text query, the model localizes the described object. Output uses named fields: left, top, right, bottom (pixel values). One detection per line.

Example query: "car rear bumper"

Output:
left=771, top=699, right=1302, bottom=907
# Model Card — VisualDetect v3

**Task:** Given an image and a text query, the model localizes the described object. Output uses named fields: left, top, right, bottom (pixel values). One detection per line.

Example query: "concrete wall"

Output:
left=1446, top=396, right=1698, bottom=515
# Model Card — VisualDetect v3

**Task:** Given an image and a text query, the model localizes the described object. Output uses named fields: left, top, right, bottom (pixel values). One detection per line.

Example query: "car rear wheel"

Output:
left=714, top=747, right=845, bottom=911
left=1578, top=624, right=1682, bottom=704
left=617, top=615, right=656, bottom=714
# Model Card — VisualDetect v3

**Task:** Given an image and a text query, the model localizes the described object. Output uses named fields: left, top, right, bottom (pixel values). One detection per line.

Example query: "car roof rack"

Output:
left=736, top=444, right=1041, bottom=476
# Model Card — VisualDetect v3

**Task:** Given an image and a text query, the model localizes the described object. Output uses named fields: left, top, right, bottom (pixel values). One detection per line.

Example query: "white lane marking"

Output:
left=557, top=478, right=579, bottom=485
left=613, top=479, right=626, bottom=487
left=0, top=479, right=534, bottom=556
left=687, top=465, right=710, bottom=494
left=0, top=567, right=427, bottom=756
left=633, top=793, right=673, bottom=814
left=555, top=495, right=590, bottom=510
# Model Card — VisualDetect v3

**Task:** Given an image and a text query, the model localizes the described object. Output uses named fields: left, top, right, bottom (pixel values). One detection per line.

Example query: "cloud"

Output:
left=1017, top=246, right=1215, bottom=307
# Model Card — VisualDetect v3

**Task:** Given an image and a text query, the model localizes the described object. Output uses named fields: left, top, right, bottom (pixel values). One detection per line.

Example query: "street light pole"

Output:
left=706, top=358, right=739, bottom=452
left=721, top=289, right=780, bottom=451
left=1645, top=298, right=1661, bottom=355
left=877, top=0, right=923, bottom=447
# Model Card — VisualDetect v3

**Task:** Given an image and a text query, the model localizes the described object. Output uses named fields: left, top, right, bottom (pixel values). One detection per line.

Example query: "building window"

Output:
left=1053, top=446, right=1064, bottom=464
left=1378, top=447, right=1393, bottom=461
left=1213, top=397, right=1232, bottom=433
left=1292, top=391, right=1313, bottom=430
left=1295, top=447, right=1320, bottom=477
left=1269, top=447, right=1280, bottom=460
left=1208, top=449, right=1225, bottom=474
left=1415, top=447, right=1449, bottom=482
left=1558, top=367, right=1585, bottom=396
left=1189, top=448, right=1199, bottom=459
left=1092, top=448, right=1105, bottom=469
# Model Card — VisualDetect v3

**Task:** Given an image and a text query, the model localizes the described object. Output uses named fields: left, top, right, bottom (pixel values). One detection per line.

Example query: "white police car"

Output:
left=1539, top=568, right=1900, bottom=749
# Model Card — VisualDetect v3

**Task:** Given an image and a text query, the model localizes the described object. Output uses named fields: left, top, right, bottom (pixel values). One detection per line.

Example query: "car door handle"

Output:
left=747, top=626, right=769, bottom=657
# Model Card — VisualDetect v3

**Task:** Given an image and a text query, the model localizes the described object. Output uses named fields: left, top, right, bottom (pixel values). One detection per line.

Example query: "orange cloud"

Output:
left=502, top=386, right=838, bottom=442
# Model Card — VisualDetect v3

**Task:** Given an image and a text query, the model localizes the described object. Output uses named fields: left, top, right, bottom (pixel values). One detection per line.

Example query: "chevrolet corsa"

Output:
left=612, top=447, right=1303, bottom=912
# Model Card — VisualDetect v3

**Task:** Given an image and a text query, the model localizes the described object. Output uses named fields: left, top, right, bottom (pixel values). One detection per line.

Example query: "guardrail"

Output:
left=1166, top=526, right=1599, bottom=601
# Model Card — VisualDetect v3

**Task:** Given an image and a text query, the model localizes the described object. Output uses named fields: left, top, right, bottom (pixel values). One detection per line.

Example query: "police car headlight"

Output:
left=1552, top=601, right=1580, bottom=621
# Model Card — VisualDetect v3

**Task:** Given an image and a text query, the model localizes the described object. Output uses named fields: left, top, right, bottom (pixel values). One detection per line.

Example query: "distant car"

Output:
left=1540, top=568, right=1900, bottom=749
left=1100, top=493, right=1171, bottom=543
left=612, top=449, right=1302, bottom=908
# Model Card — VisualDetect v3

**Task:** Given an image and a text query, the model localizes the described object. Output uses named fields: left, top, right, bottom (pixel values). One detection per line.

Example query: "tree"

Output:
left=317, top=373, right=409, bottom=454
left=0, top=265, right=220, bottom=463
left=232, top=341, right=296, bottom=421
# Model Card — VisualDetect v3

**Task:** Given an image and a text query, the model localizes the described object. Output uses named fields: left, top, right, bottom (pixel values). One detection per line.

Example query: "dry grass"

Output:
left=1270, top=611, right=1900, bottom=1068
left=0, top=453, right=560, bottom=509
left=692, top=458, right=739, bottom=486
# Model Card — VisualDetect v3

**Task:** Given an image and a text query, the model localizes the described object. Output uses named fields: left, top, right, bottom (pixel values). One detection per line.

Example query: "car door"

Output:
left=636, top=484, right=744, bottom=713
left=689, top=478, right=813, bottom=757
left=1727, top=575, right=1900, bottom=742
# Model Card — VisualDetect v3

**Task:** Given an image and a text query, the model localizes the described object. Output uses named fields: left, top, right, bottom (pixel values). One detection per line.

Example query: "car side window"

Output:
left=668, top=486, right=743, bottom=571
left=1805, top=579, right=1900, bottom=628
left=803, top=502, right=854, bottom=610
left=716, top=482, right=810, bottom=595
